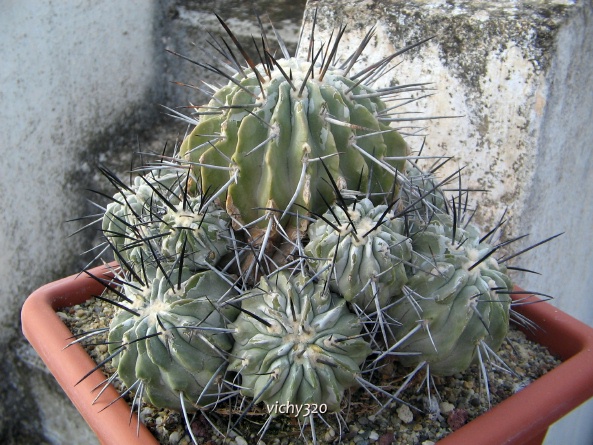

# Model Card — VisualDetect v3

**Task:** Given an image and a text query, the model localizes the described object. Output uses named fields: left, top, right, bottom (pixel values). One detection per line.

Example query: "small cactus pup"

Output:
left=107, top=266, right=240, bottom=412
left=400, top=160, right=449, bottom=223
left=171, top=14, right=437, bottom=269
left=385, top=213, right=514, bottom=378
left=228, top=270, right=371, bottom=421
left=101, top=164, right=232, bottom=274
left=305, top=197, right=412, bottom=313
left=159, top=193, right=231, bottom=272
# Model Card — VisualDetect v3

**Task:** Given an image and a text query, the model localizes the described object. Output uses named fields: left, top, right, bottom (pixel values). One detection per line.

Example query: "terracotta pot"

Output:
left=21, top=264, right=593, bottom=445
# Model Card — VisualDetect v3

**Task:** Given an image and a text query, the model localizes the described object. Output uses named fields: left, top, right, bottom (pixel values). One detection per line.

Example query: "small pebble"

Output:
left=167, top=431, right=180, bottom=444
left=369, top=430, right=379, bottom=441
left=378, top=433, right=394, bottom=445
left=235, top=436, right=248, bottom=445
left=447, top=408, right=469, bottom=431
left=396, top=405, right=414, bottom=424
left=439, top=401, right=455, bottom=414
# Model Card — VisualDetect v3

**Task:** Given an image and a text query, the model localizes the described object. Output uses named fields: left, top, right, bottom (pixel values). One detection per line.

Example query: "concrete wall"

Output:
left=301, top=0, right=593, bottom=443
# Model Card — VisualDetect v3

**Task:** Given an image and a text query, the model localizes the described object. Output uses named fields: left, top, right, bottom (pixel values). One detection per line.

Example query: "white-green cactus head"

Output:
left=387, top=213, right=513, bottom=376
left=305, top=197, right=412, bottom=311
left=228, top=271, right=371, bottom=416
left=107, top=268, right=239, bottom=411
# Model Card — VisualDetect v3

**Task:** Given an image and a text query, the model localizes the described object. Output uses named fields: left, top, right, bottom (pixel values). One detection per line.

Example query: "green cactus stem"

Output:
left=102, top=166, right=231, bottom=273
left=228, top=271, right=371, bottom=416
left=159, top=195, right=231, bottom=271
left=177, top=52, right=409, bottom=244
left=305, top=198, right=412, bottom=311
left=386, top=213, right=513, bottom=376
left=400, top=161, right=448, bottom=222
left=107, top=269, right=239, bottom=410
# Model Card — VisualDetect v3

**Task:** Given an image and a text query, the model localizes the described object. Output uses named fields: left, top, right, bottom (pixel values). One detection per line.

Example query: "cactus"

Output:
left=107, top=269, right=239, bottom=410
left=177, top=38, right=409, bottom=245
left=67, top=11, right=563, bottom=445
left=400, top=161, right=449, bottom=222
left=228, top=271, right=371, bottom=415
left=101, top=167, right=180, bottom=263
left=101, top=166, right=231, bottom=273
left=305, top=198, right=412, bottom=311
left=386, top=213, right=513, bottom=375
left=159, top=195, right=231, bottom=271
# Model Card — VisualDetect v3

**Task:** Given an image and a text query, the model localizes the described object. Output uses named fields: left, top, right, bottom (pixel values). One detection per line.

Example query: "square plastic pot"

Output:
left=21, top=264, right=593, bottom=445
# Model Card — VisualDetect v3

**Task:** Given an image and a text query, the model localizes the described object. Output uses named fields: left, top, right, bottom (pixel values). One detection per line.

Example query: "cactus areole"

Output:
left=179, top=57, right=408, bottom=240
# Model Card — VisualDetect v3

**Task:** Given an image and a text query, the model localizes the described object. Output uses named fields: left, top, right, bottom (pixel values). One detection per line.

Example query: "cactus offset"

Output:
left=102, top=166, right=231, bottom=273
left=107, top=269, right=239, bottom=410
left=159, top=195, right=231, bottom=271
left=228, top=271, right=371, bottom=415
left=387, top=213, right=513, bottom=375
left=305, top=198, right=412, bottom=310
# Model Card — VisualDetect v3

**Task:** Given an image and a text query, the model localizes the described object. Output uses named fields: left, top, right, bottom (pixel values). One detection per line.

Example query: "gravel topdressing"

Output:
left=59, top=295, right=560, bottom=445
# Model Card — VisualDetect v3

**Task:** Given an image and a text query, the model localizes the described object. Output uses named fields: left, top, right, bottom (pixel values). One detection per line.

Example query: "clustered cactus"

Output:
left=75, top=11, right=557, bottom=445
